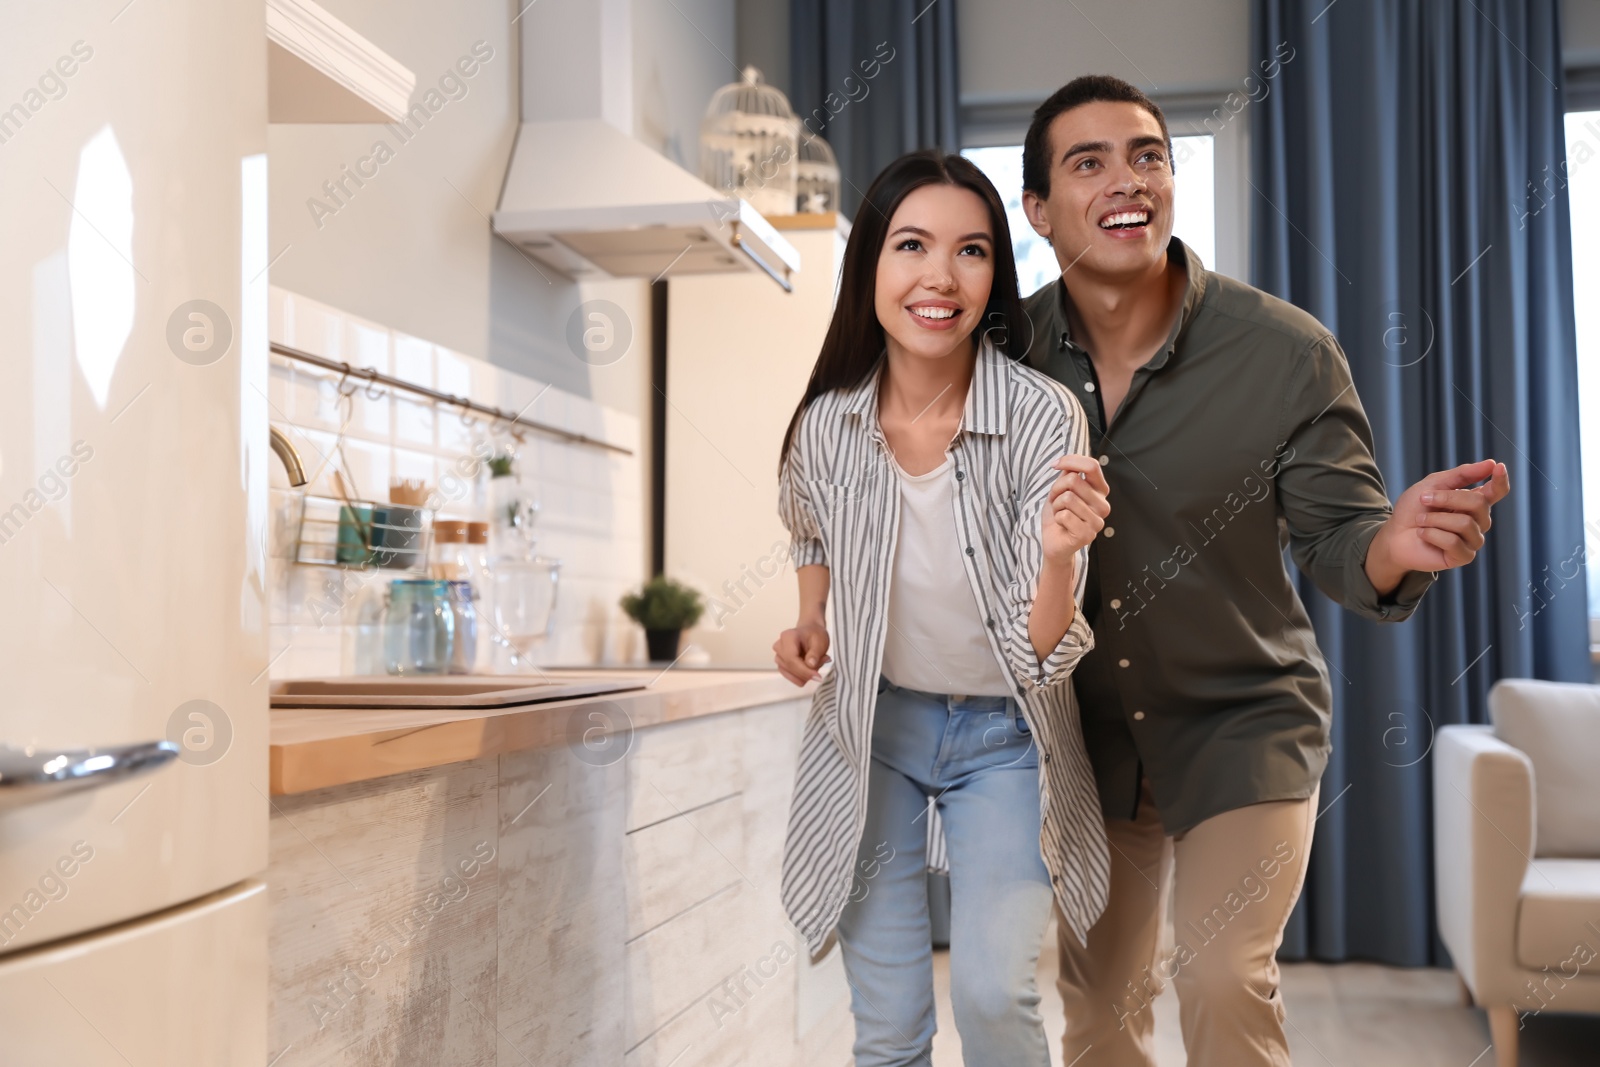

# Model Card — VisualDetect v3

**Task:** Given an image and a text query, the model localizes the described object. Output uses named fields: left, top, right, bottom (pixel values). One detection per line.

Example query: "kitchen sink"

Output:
left=269, top=675, right=648, bottom=710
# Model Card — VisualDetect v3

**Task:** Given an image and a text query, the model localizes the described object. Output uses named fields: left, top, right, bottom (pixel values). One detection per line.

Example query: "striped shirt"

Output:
left=777, top=337, right=1111, bottom=954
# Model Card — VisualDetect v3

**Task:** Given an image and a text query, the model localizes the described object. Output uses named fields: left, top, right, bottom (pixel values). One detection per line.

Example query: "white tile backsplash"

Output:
left=267, top=287, right=646, bottom=679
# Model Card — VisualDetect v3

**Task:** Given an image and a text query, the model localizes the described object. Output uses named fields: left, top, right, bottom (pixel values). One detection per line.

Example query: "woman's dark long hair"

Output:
left=776, top=150, right=1028, bottom=475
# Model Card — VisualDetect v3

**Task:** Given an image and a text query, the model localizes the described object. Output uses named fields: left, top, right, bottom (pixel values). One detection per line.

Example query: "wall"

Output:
left=959, top=0, right=1600, bottom=103
left=1566, top=0, right=1600, bottom=68
left=737, top=0, right=791, bottom=97
left=634, top=0, right=737, bottom=173
left=957, top=0, right=1252, bottom=105
left=266, top=287, right=646, bottom=676
left=665, top=219, right=847, bottom=665
left=267, top=0, right=602, bottom=396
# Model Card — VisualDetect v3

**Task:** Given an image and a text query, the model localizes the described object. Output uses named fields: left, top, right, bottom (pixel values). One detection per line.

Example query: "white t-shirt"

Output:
left=879, top=451, right=1013, bottom=697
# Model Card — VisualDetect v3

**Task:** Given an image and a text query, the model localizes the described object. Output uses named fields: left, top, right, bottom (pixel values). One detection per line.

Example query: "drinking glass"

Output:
left=492, top=559, right=560, bottom=671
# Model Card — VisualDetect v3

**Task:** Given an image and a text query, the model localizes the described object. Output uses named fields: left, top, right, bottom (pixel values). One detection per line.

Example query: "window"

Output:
left=962, top=135, right=1217, bottom=299
left=1567, top=110, right=1600, bottom=629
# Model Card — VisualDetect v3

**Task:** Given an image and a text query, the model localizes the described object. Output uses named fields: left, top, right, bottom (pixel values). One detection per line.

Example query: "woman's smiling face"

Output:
left=874, top=182, right=995, bottom=362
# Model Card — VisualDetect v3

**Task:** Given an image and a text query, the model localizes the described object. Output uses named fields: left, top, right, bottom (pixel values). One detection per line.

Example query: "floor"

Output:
left=926, top=926, right=1600, bottom=1066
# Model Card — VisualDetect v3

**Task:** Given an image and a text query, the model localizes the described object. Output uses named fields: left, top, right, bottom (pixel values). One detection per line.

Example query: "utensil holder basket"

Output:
left=293, top=493, right=433, bottom=572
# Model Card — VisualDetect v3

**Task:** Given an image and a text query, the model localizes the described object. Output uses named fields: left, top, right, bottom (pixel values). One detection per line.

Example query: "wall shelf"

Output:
left=267, top=0, right=415, bottom=123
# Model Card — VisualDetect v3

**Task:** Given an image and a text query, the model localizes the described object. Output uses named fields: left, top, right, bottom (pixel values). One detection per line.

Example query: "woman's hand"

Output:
left=1043, top=455, right=1111, bottom=565
left=773, top=621, right=831, bottom=686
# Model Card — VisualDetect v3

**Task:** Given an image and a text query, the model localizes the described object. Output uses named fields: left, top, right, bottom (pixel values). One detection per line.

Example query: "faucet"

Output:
left=269, top=425, right=308, bottom=487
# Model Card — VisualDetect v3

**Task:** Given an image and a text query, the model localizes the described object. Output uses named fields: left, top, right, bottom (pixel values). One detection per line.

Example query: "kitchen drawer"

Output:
left=624, top=793, right=745, bottom=940
left=625, top=711, right=744, bottom=831
left=625, top=881, right=748, bottom=1049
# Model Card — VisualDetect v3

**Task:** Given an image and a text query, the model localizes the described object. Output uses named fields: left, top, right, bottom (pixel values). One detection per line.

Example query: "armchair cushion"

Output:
left=1515, top=858, right=1600, bottom=974
left=1489, top=679, right=1600, bottom=857
left=1433, top=725, right=1534, bottom=999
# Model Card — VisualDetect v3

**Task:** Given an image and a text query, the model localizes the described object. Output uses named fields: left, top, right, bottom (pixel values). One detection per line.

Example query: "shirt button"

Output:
left=1084, top=382, right=1096, bottom=392
left=985, top=617, right=995, bottom=627
left=1118, top=658, right=1130, bottom=668
left=965, top=546, right=974, bottom=556
left=1043, top=751, right=1052, bottom=763
left=1109, top=598, right=1122, bottom=609
left=1098, top=455, right=1109, bottom=466
left=1133, top=711, right=1146, bottom=721
left=955, top=470, right=965, bottom=480
left=1103, top=527, right=1115, bottom=538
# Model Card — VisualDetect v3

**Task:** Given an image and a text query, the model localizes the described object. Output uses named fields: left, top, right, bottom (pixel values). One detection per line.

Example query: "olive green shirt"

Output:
left=1022, top=238, right=1435, bottom=834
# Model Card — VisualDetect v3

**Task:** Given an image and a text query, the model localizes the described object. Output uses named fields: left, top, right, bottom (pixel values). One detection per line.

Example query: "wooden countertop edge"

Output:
left=268, top=671, right=814, bottom=796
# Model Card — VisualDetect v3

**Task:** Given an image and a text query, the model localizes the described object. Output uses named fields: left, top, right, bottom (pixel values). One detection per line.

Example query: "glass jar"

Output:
left=349, top=576, right=390, bottom=675
left=446, top=581, right=477, bottom=675
left=464, top=522, right=494, bottom=671
left=384, top=579, right=455, bottom=675
left=431, top=519, right=470, bottom=580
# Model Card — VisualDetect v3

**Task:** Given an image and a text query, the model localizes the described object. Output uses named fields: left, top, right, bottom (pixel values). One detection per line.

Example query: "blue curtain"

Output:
left=1252, top=0, right=1589, bottom=965
left=789, top=0, right=960, bottom=219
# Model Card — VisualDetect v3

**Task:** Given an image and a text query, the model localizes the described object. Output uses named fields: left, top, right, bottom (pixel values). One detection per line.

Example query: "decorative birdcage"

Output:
left=700, top=67, right=799, bottom=218
left=795, top=132, right=840, bottom=214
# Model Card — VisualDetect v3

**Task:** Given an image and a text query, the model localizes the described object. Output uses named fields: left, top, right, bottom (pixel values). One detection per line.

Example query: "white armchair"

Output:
left=1434, top=679, right=1600, bottom=1066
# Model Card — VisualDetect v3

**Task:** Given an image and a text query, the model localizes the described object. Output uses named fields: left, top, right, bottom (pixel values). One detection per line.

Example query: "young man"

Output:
left=1019, top=75, right=1510, bottom=1066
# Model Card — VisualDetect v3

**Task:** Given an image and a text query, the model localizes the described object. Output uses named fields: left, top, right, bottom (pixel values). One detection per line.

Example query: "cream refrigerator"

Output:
left=0, top=0, right=269, bottom=1063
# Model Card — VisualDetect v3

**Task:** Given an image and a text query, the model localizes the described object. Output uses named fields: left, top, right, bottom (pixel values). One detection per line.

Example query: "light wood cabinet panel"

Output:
left=495, top=742, right=627, bottom=1064
left=268, top=759, right=499, bottom=1067
left=266, top=696, right=847, bottom=1066
left=625, top=711, right=745, bottom=832
left=624, top=793, right=745, bottom=940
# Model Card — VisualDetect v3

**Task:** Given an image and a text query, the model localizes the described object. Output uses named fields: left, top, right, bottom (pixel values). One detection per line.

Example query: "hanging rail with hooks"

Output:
left=269, top=341, right=634, bottom=457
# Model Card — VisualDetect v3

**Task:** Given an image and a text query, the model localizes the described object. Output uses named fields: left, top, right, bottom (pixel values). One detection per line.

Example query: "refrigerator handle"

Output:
left=0, top=740, right=181, bottom=809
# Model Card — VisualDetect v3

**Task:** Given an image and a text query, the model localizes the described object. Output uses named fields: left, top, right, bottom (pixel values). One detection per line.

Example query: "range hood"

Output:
left=493, top=119, right=799, bottom=291
left=494, top=0, right=798, bottom=291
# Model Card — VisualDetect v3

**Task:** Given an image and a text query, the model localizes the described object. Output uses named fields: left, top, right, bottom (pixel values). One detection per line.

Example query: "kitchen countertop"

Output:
left=268, top=668, right=814, bottom=795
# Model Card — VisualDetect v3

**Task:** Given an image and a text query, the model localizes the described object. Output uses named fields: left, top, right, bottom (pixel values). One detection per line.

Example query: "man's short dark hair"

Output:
left=1022, top=75, right=1172, bottom=198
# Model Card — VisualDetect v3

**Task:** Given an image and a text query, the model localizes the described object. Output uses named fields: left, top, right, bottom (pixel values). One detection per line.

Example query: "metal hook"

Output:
left=361, top=367, right=385, bottom=401
left=457, top=398, right=477, bottom=427
left=336, top=362, right=359, bottom=398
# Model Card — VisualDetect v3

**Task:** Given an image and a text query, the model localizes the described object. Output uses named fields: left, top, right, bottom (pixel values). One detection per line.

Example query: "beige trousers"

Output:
left=1056, top=778, right=1319, bottom=1067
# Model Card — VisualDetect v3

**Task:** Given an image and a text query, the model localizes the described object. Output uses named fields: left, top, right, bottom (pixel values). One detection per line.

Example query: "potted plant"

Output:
left=620, top=576, right=704, bottom=661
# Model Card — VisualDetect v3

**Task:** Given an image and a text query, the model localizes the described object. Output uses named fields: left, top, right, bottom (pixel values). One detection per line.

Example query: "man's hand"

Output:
left=773, top=621, right=831, bottom=686
left=1044, top=455, right=1111, bottom=565
left=1365, top=459, right=1511, bottom=595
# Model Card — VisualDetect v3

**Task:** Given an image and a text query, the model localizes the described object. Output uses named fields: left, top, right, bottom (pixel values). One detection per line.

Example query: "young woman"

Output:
left=772, top=150, right=1113, bottom=1066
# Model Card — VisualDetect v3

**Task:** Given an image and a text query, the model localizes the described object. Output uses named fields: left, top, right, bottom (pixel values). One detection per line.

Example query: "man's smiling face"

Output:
left=1024, top=100, right=1175, bottom=281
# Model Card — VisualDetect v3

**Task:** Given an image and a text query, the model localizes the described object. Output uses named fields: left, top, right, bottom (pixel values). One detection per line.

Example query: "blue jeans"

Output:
left=836, top=676, right=1054, bottom=1067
